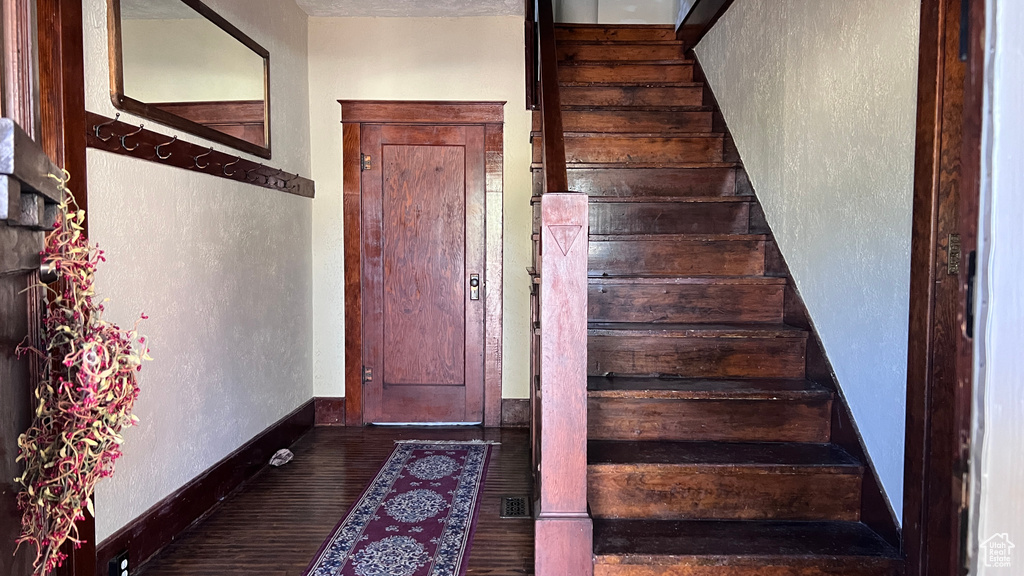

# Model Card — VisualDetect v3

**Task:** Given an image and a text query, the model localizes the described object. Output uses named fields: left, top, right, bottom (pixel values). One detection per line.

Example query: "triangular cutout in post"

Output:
left=549, top=225, right=582, bottom=256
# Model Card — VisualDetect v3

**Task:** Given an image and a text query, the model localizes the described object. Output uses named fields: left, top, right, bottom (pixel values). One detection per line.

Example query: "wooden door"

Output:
left=361, top=124, right=486, bottom=423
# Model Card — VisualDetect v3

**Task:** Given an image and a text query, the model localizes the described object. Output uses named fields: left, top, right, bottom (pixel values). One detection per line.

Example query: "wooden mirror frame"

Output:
left=105, top=0, right=272, bottom=159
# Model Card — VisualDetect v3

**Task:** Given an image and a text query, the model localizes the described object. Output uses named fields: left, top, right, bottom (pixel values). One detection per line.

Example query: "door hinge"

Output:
left=361, top=153, right=372, bottom=171
left=362, top=366, right=373, bottom=384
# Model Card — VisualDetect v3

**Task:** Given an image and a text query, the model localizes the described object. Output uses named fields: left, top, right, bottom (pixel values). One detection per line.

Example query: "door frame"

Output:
left=340, top=100, right=505, bottom=427
left=903, top=0, right=985, bottom=574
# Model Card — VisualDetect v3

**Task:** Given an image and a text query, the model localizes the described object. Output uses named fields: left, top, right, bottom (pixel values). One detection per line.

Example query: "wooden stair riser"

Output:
left=590, top=238, right=765, bottom=277
left=588, top=397, right=832, bottom=443
left=560, top=63, right=695, bottom=84
left=592, top=201, right=749, bottom=235
left=555, top=26, right=679, bottom=43
left=593, top=559, right=903, bottom=576
left=588, top=335, right=807, bottom=379
left=559, top=43, right=690, bottom=62
left=532, top=109, right=715, bottom=133
left=589, top=281, right=783, bottom=324
left=533, top=167, right=739, bottom=197
left=533, top=135, right=725, bottom=164
left=560, top=86, right=705, bottom=107
left=587, top=465, right=862, bottom=521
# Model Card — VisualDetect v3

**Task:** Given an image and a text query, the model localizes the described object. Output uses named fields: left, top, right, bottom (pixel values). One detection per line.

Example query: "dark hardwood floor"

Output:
left=134, top=426, right=533, bottom=576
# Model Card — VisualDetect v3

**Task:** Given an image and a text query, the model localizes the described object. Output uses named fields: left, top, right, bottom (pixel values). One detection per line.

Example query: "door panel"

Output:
left=382, top=144, right=467, bottom=386
left=362, top=124, right=486, bottom=423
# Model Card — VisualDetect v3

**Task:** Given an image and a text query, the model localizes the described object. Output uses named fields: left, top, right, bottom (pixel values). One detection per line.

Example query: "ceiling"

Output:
left=294, top=0, right=524, bottom=18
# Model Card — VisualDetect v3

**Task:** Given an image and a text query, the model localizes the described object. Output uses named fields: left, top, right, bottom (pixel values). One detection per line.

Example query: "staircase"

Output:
left=532, top=23, right=904, bottom=575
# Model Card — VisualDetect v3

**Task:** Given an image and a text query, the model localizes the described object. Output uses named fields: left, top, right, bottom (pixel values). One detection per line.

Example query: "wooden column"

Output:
left=535, top=192, right=592, bottom=576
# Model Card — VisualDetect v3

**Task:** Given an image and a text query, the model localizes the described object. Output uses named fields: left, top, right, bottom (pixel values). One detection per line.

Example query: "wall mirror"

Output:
left=107, top=0, right=271, bottom=158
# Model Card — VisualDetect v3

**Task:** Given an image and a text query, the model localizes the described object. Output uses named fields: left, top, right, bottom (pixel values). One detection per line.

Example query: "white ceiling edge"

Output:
left=295, top=0, right=524, bottom=18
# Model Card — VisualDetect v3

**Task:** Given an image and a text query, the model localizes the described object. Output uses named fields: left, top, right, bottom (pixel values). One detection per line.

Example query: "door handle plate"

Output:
left=470, top=274, right=480, bottom=301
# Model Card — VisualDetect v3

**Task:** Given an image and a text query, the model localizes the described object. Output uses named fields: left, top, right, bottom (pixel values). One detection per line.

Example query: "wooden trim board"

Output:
left=95, top=400, right=315, bottom=574
left=314, top=397, right=346, bottom=426
left=341, top=101, right=505, bottom=427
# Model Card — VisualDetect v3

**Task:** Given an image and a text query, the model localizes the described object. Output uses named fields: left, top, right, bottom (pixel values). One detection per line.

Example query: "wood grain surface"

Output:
left=382, top=144, right=466, bottom=386
left=132, top=427, right=533, bottom=576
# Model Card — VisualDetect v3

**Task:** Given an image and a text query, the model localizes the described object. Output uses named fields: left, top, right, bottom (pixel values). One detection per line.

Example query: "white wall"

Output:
left=598, top=0, right=675, bottom=24
left=696, top=0, right=921, bottom=512
left=122, top=18, right=265, bottom=102
left=82, top=0, right=313, bottom=541
left=307, top=17, right=533, bottom=400
left=555, top=0, right=675, bottom=23
left=970, top=0, right=1024, bottom=571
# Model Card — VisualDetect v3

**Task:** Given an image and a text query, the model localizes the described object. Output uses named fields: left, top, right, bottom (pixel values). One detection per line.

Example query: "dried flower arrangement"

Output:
left=14, top=175, right=149, bottom=575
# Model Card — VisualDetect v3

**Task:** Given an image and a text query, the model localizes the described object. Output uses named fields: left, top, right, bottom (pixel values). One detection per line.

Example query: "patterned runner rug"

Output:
left=304, top=440, right=495, bottom=576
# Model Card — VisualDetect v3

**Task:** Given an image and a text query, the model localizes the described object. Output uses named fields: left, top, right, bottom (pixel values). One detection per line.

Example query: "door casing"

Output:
left=340, top=100, right=505, bottom=426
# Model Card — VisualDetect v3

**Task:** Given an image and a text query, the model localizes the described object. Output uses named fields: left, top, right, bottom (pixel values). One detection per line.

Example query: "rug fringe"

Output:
left=394, top=439, right=502, bottom=445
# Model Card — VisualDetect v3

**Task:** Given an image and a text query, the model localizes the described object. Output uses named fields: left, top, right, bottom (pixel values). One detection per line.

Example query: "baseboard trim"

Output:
left=95, top=399, right=315, bottom=574
left=501, top=398, right=530, bottom=427
left=315, top=397, right=346, bottom=426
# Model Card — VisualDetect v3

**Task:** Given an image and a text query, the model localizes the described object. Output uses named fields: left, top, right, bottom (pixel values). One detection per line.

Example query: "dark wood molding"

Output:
left=95, top=400, right=315, bottom=574
left=105, top=0, right=272, bottom=158
left=675, top=0, right=735, bottom=47
left=35, top=2, right=95, bottom=575
left=342, top=122, right=362, bottom=426
left=338, top=100, right=505, bottom=125
left=501, top=399, right=530, bottom=427
left=85, top=112, right=314, bottom=198
left=341, top=101, right=504, bottom=427
left=314, top=397, right=346, bottom=426
left=1, top=0, right=40, bottom=139
left=903, top=0, right=984, bottom=574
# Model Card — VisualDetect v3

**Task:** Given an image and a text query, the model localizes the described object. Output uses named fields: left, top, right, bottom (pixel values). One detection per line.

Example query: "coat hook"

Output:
left=93, top=113, right=120, bottom=141
left=223, top=157, right=241, bottom=176
left=193, top=147, right=214, bottom=169
left=120, top=123, right=145, bottom=151
left=155, top=135, right=177, bottom=159
left=246, top=164, right=265, bottom=182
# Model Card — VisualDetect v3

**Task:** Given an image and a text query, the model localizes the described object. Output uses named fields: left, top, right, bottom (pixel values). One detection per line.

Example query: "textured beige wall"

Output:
left=697, top=0, right=921, bottom=513
left=122, top=18, right=265, bottom=102
left=82, top=0, right=313, bottom=541
left=307, top=17, right=534, bottom=400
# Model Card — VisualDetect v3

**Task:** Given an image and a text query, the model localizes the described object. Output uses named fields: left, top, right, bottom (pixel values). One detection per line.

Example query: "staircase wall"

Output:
left=695, top=0, right=921, bottom=513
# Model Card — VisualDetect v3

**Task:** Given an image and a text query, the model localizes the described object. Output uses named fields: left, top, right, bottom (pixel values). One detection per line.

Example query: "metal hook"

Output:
left=93, top=113, right=120, bottom=141
left=223, top=157, right=241, bottom=176
left=193, top=147, right=214, bottom=169
left=155, top=135, right=177, bottom=159
left=245, top=164, right=265, bottom=182
left=120, top=123, right=145, bottom=151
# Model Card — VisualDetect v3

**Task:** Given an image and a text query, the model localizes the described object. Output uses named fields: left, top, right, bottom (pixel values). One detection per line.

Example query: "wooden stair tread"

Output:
left=559, top=59, right=695, bottom=66
left=533, top=195, right=749, bottom=204
left=533, top=131, right=725, bottom=138
left=556, top=40, right=688, bottom=46
left=593, top=519, right=901, bottom=559
left=534, top=161, right=741, bottom=170
left=587, top=376, right=832, bottom=400
left=560, top=81, right=703, bottom=88
left=588, top=322, right=806, bottom=339
left=588, top=441, right=861, bottom=469
left=561, top=104, right=714, bottom=112
left=590, top=233, right=767, bottom=241
left=589, top=276, right=784, bottom=285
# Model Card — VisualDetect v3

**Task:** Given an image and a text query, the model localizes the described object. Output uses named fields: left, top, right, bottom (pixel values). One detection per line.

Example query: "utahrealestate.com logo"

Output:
left=980, top=533, right=1015, bottom=568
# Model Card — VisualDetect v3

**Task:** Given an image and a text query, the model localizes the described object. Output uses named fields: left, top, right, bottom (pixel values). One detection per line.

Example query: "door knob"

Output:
left=470, top=274, right=480, bottom=300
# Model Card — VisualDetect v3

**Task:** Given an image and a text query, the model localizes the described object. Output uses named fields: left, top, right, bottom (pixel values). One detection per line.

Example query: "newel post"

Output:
left=535, top=192, right=592, bottom=575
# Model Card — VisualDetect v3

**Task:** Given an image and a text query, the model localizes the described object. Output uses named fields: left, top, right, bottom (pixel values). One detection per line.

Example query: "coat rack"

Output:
left=85, top=111, right=314, bottom=198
